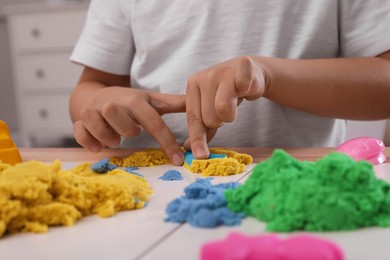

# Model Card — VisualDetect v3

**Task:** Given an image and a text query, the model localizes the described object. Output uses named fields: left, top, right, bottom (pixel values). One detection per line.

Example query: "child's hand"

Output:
left=184, top=56, right=268, bottom=158
left=73, top=87, right=186, bottom=165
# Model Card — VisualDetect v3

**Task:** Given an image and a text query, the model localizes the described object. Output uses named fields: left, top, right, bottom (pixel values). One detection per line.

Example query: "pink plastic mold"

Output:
left=201, top=232, right=344, bottom=260
left=336, top=137, right=386, bottom=165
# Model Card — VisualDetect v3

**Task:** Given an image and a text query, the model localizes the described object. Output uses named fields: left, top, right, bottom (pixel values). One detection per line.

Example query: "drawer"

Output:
left=22, top=95, right=73, bottom=132
left=17, top=53, right=82, bottom=91
left=11, top=9, right=86, bottom=51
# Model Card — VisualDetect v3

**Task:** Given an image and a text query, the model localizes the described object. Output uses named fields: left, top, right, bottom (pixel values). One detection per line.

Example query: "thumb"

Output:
left=149, top=92, right=186, bottom=114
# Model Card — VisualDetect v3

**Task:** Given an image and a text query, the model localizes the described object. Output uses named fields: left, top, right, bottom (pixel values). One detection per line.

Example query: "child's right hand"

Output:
left=73, top=86, right=186, bottom=165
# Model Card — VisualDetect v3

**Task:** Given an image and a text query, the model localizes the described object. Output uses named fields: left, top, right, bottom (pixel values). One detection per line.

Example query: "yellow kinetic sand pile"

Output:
left=111, top=148, right=171, bottom=167
left=184, top=148, right=253, bottom=176
left=0, top=160, right=153, bottom=237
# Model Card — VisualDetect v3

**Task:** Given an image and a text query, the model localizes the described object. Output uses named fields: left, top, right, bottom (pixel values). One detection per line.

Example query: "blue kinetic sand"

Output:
left=126, top=170, right=144, bottom=178
left=159, top=169, right=183, bottom=181
left=125, top=166, right=139, bottom=171
left=184, top=151, right=226, bottom=166
left=124, top=166, right=143, bottom=177
left=91, top=158, right=117, bottom=173
left=165, top=178, right=244, bottom=228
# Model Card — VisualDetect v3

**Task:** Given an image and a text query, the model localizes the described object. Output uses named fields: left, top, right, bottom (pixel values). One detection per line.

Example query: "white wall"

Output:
left=346, top=120, right=387, bottom=140
left=0, top=0, right=42, bottom=6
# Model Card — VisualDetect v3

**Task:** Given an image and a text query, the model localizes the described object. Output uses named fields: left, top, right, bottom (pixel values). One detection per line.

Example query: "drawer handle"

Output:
left=36, top=69, right=45, bottom=79
left=31, top=28, right=41, bottom=38
left=39, top=109, right=48, bottom=119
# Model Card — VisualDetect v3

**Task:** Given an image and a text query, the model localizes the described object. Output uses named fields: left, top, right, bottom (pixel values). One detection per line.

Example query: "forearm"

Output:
left=258, top=55, right=390, bottom=120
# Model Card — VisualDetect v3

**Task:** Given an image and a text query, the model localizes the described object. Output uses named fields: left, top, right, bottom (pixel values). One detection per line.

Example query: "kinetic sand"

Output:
left=0, top=160, right=153, bottom=237
left=111, top=148, right=252, bottom=176
left=184, top=148, right=253, bottom=176
left=226, top=149, right=390, bottom=232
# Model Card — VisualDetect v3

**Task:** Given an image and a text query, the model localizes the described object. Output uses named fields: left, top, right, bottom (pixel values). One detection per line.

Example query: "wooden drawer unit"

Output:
left=22, top=95, right=73, bottom=132
left=17, top=53, right=82, bottom=92
left=4, top=3, right=88, bottom=146
left=12, top=9, right=87, bottom=51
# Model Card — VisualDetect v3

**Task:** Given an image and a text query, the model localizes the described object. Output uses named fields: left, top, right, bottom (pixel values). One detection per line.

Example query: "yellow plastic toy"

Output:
left=0, top=120, right=22, bottom=165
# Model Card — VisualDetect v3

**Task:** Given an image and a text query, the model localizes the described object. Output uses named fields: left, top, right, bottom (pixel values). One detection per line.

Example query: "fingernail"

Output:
left=108, top=142, right=118, bottom=148
left=90, top=145, right=100, bottom=153
left=172, top=152, right=184, bottom=166
left=195, top=147, right=208, bottom=159
left=108, top=138, right=120, bottom=148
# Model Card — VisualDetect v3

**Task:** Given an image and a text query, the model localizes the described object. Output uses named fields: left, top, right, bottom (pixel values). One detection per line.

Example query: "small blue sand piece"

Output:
left=125, top=169, right=144, bottom=178
left=159, top=169, right=183, bottom=181
left=125, top=166, right=139, bottom=171
left=184, top=151, right=227, bottom=166
left=91, top=158, right=117, bottom=173
left=165, top=178, right=244, bottom=228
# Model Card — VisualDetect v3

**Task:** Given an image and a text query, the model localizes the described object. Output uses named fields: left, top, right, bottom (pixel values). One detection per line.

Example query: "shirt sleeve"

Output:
left=70, top=0, right=134, bottom=75
left=339, top=0, right=390, bottom=58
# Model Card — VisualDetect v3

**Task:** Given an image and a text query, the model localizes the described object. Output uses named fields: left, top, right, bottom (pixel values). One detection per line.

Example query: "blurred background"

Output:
left=0, top=0, right=389, bottom=148
left=0, top=0, right=88, bottom=147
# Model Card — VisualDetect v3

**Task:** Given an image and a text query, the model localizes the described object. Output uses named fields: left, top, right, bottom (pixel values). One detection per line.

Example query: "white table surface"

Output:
left=0, top=162, right=254, bottom=260
left=1, top=163, right=389, bottom=260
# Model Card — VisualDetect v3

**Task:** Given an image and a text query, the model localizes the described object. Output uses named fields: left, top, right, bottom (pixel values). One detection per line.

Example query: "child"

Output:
left=70, top=0, right=390, bottom=165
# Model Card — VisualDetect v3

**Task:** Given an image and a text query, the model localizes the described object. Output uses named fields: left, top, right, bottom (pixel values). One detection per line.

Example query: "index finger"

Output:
left=186, top=79, right=210, bottom=159
left=130, top=99, right=184, bottom=166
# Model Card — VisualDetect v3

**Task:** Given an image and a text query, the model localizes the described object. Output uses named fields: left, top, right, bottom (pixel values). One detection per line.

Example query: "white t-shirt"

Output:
left=71, top=0, right=390, bottom=148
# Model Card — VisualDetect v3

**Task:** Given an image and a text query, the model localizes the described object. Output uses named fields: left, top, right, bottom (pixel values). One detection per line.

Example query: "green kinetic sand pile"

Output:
left=225, top=149, right=390, bottom=232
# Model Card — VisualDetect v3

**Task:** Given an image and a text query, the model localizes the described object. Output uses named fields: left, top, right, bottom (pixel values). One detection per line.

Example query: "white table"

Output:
left=0, top=162, right=255, bottom=260
left=1, top=148, right=390, bottom=260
